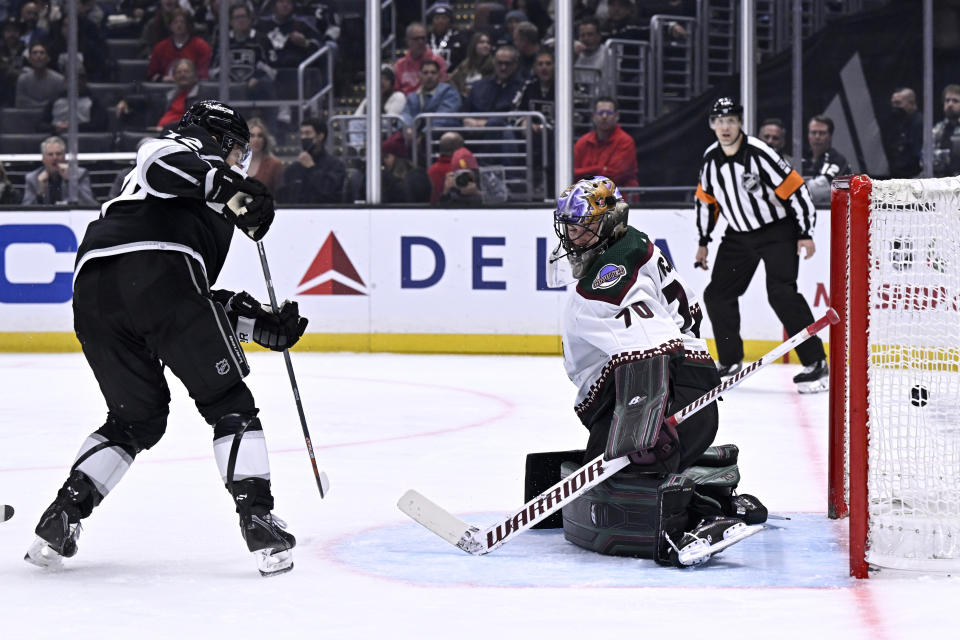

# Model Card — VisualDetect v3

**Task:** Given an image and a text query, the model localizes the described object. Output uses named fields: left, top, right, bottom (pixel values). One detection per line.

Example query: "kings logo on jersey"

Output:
left=592, top=264, right=627, bottom=290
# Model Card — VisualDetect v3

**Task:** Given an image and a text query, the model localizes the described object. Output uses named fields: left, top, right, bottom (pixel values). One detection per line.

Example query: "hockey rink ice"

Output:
left=0, top=351, right=956, bottom=638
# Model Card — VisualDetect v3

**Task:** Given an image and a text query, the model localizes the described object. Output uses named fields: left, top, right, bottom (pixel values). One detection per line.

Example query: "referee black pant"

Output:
left=703, top=217, right=825, bottom=368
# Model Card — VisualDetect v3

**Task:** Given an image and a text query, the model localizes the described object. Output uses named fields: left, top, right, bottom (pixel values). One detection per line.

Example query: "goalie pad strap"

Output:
left=605, top=355, right=671, bottom=462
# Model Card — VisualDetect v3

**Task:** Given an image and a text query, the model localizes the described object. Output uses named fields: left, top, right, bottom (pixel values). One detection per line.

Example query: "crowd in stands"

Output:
left=0, top=0, right=953, bottom=208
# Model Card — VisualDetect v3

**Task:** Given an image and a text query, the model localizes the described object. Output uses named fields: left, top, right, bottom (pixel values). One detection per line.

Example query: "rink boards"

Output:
left=0, top=207, right=832, bottom=357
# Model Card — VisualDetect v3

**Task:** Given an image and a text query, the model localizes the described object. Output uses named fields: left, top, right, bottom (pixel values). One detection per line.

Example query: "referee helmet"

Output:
left=709, top=97, right=743, bottom=127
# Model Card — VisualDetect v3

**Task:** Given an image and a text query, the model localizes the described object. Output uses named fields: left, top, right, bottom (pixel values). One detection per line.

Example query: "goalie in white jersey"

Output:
left=534, top=176, right=767, bottom=566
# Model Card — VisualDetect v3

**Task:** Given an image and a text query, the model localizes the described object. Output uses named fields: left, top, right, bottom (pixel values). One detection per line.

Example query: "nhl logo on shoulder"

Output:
left=592, top=264, right=627, bottom=290
left=216, top=359, right=230, bottom=375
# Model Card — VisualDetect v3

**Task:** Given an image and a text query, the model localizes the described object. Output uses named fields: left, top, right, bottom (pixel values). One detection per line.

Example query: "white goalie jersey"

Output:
left=561, top=227, right=713, bottom=419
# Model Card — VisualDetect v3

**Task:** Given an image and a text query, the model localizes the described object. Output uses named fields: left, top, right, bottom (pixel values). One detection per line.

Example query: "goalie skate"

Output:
left=667, top=517, right=764, bottom=566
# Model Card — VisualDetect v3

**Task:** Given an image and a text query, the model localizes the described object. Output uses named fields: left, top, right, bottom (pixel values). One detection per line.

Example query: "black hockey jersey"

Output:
left=75, top=125, right=237, bottom=286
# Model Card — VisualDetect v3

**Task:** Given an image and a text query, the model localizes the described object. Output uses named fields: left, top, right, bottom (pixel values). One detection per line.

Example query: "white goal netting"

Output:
left=866, top=178, right=960, bottom=571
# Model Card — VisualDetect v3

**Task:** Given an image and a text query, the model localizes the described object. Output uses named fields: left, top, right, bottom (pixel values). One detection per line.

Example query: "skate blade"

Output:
left=678, top=523, right=765, bottom=566
left=796, top=378, right=828, bottom=394
left=255, top=548, right=293, bottom=577
left=24, top=537, right=65, bottom=570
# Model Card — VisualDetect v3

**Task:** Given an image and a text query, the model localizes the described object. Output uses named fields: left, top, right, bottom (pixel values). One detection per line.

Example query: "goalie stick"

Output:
left=256, top=240, right=330, bottom=498
left=398, top=307, right=840, bottom=555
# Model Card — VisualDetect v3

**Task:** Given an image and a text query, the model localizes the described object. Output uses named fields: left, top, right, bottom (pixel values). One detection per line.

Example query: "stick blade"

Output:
left=1, top=504, right=13, bottom=522
left=397, top=490, right=477, bottom=548
left=317, top=472, right=330, bottom=498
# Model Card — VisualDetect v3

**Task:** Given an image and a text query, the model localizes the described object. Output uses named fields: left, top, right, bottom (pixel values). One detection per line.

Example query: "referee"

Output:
left=693, top=97, right=828, bottom=393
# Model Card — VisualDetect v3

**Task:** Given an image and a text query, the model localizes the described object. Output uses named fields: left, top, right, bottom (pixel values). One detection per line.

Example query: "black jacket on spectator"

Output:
left=888, top=111, right=923, bottom=178
left=280, top=147, right=346, bottom=204
left=47, top=18, right=115, bottom=82
left=210, top=30, right=276, bottom=83
left=257, top=15, right=322, bottom=68
left=466, top=73, right=525, bottom=124
left=513, top=77, right=554, bottom=128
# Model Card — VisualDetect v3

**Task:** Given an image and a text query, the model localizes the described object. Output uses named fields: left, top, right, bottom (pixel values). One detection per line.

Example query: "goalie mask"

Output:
left=178, top=100, right=251, bottom=164
left=553, top=176, right=629, bottom=280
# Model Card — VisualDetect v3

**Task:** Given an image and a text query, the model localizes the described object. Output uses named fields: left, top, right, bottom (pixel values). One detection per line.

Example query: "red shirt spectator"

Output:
left=573, top=98, right=639, bottom=187
left=156, top=59, right=199, bottom=129
left=147, top=8, right=212, bottom=81
left=395, top=22, right=448, bottom=95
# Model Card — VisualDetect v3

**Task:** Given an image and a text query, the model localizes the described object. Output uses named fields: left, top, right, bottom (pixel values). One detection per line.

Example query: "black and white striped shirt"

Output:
left=694, top=133, right=816, bottom=245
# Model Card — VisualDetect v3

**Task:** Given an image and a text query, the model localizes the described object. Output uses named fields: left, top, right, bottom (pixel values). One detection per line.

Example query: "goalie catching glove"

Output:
left=207, top=169, right=275, bottom=241
left=213, top=290, right=308, bottom=351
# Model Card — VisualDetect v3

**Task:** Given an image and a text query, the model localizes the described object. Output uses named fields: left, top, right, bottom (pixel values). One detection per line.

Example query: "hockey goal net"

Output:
left=829, top=175, right=960, bottom=578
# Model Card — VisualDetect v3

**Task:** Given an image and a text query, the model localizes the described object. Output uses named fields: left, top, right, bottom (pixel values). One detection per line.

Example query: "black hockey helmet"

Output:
left=710, top=96, right=743, bottom=123
left=178, top=100, right=250, bottom=161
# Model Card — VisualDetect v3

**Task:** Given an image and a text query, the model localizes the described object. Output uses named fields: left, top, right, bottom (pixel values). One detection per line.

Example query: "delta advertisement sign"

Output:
left=0, top=208, right=832, bottom=344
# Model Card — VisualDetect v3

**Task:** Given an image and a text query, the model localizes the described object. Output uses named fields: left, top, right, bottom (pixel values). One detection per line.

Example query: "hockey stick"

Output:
left=398, top=307, right=840, bottom=555
left=256, top=240, right=330, bottom=498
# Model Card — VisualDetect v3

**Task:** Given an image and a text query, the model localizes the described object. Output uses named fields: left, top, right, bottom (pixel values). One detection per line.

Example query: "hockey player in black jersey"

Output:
left=25, top=100, right=307, bottom=576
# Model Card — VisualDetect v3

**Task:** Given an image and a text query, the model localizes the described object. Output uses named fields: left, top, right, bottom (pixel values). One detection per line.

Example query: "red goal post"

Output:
left=830, top=175, right=960, bottom=579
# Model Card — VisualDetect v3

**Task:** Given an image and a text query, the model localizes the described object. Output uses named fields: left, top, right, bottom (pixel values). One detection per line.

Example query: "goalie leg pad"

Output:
left=524, top=450, right=586, bottom=529
left=560, top=461, right=671, bottom=557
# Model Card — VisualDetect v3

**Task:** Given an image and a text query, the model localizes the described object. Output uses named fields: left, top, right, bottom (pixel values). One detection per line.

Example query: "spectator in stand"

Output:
left=933, top=84, right=960, bottom=177
left=16, top=42, right=65, bottom=108
left=348, top=65, right=407, bottom=150
left=801, top=114, right=851, bottom=206
left=0, top=17, right=25, bottom=107
left=758, top=117, right=791, bottom=165
left=503, top=10, right=527, bottom=45
left=46, top=12, right=113, bottom=82
left=427, top=131, right=462, bottom=204
left=39, top=70, right=109, bottom=134
left=280, top=116, right=346, bottom=204
left=513, top=49, right=555, bottom=194
left=400, top=59, right=462, bottom=138
left=600, top=0, right=644, bottom=41
left=513, top=21, right=540, bottom=80
left=887, top=87, right=923, bottom=178
left=210, top=3, right=276, bottom=101
left=381, top=132, right=432, bottom=204
left=122, top=57, right=199, bottom=131
left=463, top=44, right=524, bottom=128
left=426, top=2, right=467, bottom=73
left=18, top=2, right=47, bottom=49
left=395, top=22, right=448, bottom=96
left=441, top=144, right=482, bottom=204
left=22, top=136, right=98, bottom=206
left=140, top=0, right=180, bottom=57
left=247, top=117, right=285, bottom=194
left=637, top=0, right=696, bottom=40
left=573, top=96, right=639, bottom=187
left=147, top=8, right=211, bottom=81
left=448, top=31, right=494, bottom=99
left=0, top=161, right=21, bottom=204
left=574, top=18, right=612, bottom=97
left=257, top=0, right=323, bottom=68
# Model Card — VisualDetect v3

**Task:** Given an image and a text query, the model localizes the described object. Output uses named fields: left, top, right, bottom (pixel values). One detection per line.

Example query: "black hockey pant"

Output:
left=703, top=217, right=826, bottom=367
left=72, top=251, right=256, bottom=453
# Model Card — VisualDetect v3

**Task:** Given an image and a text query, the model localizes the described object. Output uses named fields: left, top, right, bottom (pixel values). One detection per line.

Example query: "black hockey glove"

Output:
left=219, top=290, right=308, bottom=351
left=208, top=169, right=275, bottom=241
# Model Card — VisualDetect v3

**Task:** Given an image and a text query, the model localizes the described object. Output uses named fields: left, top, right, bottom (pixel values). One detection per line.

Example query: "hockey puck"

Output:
left=911, top=385, right=929, bottom=407
left=1, top=504, right=13, bottom=522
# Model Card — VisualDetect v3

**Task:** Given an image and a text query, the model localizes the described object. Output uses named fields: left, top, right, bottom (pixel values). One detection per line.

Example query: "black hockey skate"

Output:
left=717, top=361, right=743, bottom=378
left=232, top=478, right=296, bottom=576
left=793, top=359, right=828, bottom=394
left=241, top=509, right=296, bottom=577
left=25, top=471, right=97, bottom=569
left=664, top=516, right=764, bottom=567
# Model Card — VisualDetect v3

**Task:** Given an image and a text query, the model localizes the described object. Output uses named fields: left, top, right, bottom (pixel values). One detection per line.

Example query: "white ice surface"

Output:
left=0, top=352, right=957, bottom=639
